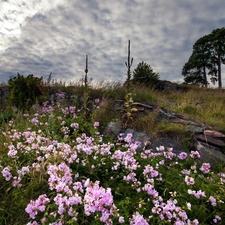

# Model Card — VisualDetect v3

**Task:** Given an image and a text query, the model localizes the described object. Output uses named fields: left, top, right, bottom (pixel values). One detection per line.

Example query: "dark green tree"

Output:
left=132, top=61, right=159, bottom=86
left=182, top=27, right=225, bottom=88
left=209, top=27, right=225, bottom=88
left=7, top=73, right=45, bottom=111
left=182, top=35, right=213, bottom=87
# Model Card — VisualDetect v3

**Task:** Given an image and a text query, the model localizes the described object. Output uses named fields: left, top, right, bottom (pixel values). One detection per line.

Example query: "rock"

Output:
left=114, top=100, right=124, bottom=111
left=188, top=125, right=203, bottom=134
left=132, top=102, right=154, bottom=110
left=194, top=140, right=225, bottom=166
left=170, top=117, right=202, bottom=126
left=150, top=137, right=185, bottom=155
left=204, top=130, right=225, bottom=138
left=104, top=121, right=122, bottom=139
left=133, top=106, right=145, bottom=112
left=102, top=96, right=225, bottom=165
left=124, top=129, right=151, bottom=152
left=155, top=80, right=181, bottom=92
left=131, top=102, right=155, bottom=115
left=157, top=109, right=177, bottom=120
left=122, top=130, right=186, bottom=154
left=195, top=134, right=225, bottom=148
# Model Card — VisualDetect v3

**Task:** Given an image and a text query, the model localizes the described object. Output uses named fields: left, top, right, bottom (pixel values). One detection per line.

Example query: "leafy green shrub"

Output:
left=132, top=61, right=159, bottom=86
left=7, top=73, right=46, bottom=111
left=0, top=111, right=13, bottom=125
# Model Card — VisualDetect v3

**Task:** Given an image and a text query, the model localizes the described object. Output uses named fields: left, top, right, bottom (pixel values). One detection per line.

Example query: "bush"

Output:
left=132, top=61, right=159, bottom=86
left=7, top=73, right=46, bottom=111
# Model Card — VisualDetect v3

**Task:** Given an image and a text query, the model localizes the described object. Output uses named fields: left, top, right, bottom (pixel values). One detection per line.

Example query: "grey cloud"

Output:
left=0, top=0, right=225, bottom=86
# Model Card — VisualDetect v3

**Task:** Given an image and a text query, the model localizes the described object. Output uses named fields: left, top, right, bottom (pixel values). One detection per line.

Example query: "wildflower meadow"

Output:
left=0, top=101, right=225, bottom=225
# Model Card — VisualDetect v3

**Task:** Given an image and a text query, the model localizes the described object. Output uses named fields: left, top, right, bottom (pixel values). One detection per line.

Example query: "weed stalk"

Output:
left=123, top=40, right=137, bottom=128
left=83, top=55, right=90, bottom=119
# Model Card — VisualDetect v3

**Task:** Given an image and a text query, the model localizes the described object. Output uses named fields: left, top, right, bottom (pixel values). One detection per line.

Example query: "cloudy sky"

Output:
left=1, top=0, right=225, bottom=86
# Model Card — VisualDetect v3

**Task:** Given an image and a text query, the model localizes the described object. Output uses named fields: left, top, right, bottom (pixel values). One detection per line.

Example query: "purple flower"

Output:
left=95, top=98, right=100, bottom=104
left=199, top=163, right=211, bottom=174
left=7, top=145, right=18, bottom=158
left=94, top=121, right=99, bottom=128
left=190, top=219, right=199, bottom=225
left=190, top=151, right=201, bottom=159
left=84, top=181, right=117, bottom=223
left=178, top=152, right=188, bottom=160
left=163, top=148, right=176, bottom=159
left=142, top=183, right=159, bottom=198
left=143, top=165, right=159, bottom=178
left=61, top=121, right=66, bottom=126
left=156, top=146, right=165, bottom=151
left=70, top=123, right=79, bottom=129
left=209, top=196, right=217, bottom=206
left=181, top=169, right=190, bottom=175
left=124, top=133, right=133, bottom=143
left=119, top=216, right=125, bottom=223
left=18, top=166, right=30, bottom=176
left=213, top=215, right=221, bottom=223
left=30, top=117, right=39, bottom=124
left=130, top=212, right=148, bottom=225
left=123, top=172, right=137, bottom=183
left=2, top=166, right=13, bottom=181
left=185, top=176, right=195, bottom=186
left=188, top=189, right=206, bottom=198
left=26, top=194, right=50, bottom=219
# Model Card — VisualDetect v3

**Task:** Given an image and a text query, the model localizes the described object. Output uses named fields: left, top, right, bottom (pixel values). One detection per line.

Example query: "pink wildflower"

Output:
left=188, top=189, right=206, bottom=198
left=84, top=181, right=117, bottom=223
left=70, top=123, right=79, bottom=129
left=190, top=151, right=201, bottom=159
left=119, top=216, right=125, bottom=223
left=185, top=176, right=195, bottom=186
left=178, top=152, right=188, bottom=160
left=95, top=98, right=100, bottom=104
left=26, top=194, right=50, bottom=219
left=130, top=212, right=148, bottom=225
left=124, top=133, right=133, bottom=143
left=209, top=196, right=217, bottom=206
left=199, top=163, right=211, bottom=174
left=213, top=215, right=221, bottom=223
left=2, top=166, right=13, bottom=181
left=94, top=121, right=99, bottom=128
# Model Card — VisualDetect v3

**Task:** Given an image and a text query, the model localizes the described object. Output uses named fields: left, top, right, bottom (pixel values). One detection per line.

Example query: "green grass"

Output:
left=2, top=81, right=225, bottom=137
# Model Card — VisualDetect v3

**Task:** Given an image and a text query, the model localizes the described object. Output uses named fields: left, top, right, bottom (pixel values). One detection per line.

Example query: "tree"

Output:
left=182, top=27, right=225, bottom=88
left=210, top=28, right=225, bottom=88
left=132, top=61, right=159, bottom=86
left=7, top=73, right=45, bottom=111
left=182, top=35, right=213, bottom=87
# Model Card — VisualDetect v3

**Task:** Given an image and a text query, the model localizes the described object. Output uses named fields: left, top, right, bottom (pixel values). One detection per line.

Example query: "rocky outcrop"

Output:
left=103, top=99, right=225, bottom=166
left=104, top=121, right=122, bottom=139
left=154, top=80, right=184, bottom=92
left=193, top=140, right=225, bottom=165
left=123, top=128, right=151, bottom=152
left=47, top=88, right=225, bottom=166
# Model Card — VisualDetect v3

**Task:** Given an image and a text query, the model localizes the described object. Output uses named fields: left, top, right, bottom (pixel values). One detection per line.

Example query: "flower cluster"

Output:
left=26, top=194, right=50, bottom=219
left=0, top=103, right=224, bottom=225
left=84, top=181, right=118, bottom=224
